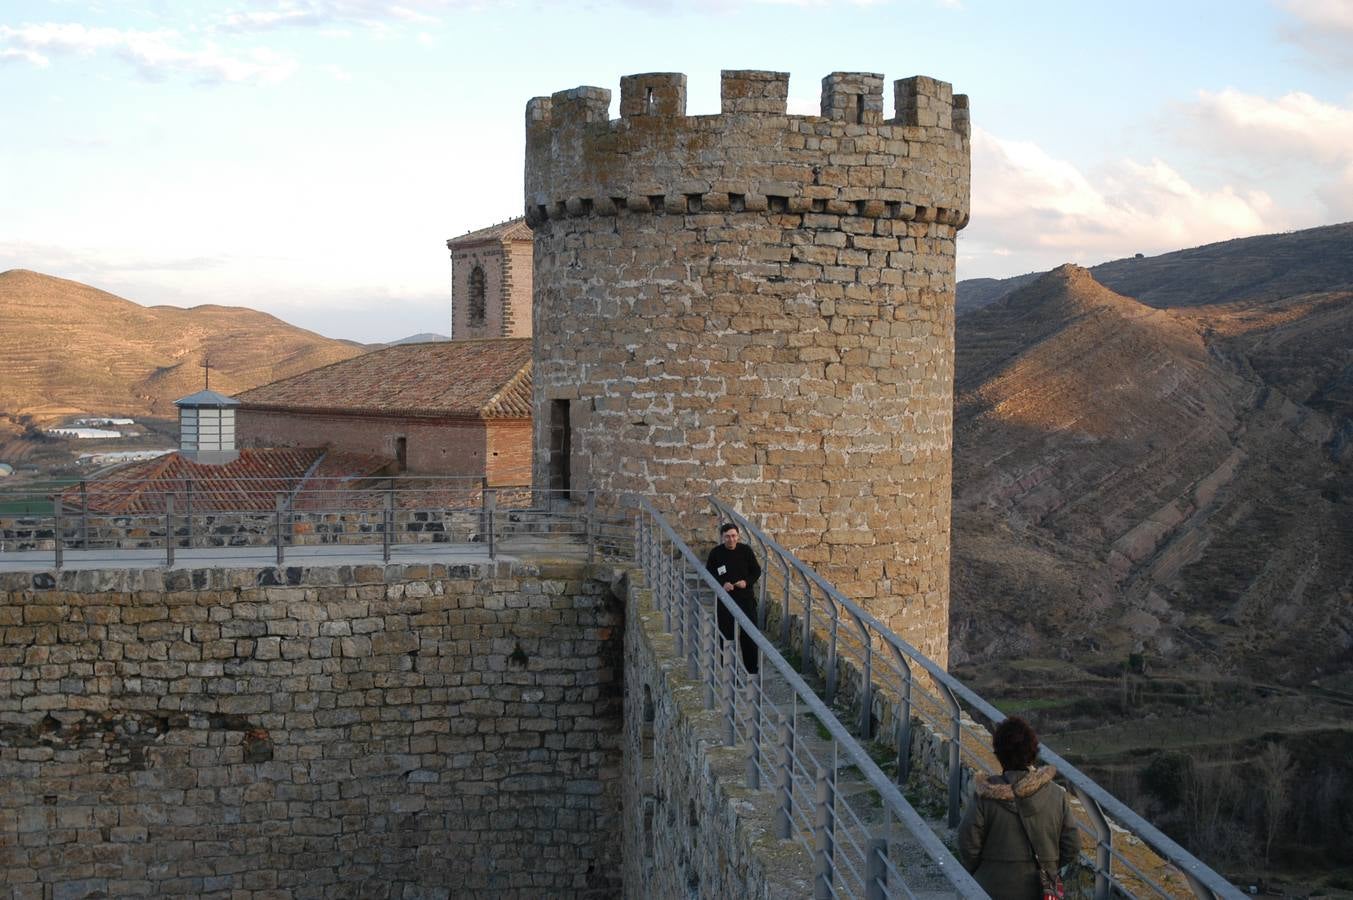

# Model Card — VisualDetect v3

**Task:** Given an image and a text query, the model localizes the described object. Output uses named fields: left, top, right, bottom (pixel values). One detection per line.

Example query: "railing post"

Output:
left=585, top=488, right=596, bottom=566
left=940, top=680, right=963, bottom=828
left=486, top=490, right=497, bottom=560
left=865, top=837, right=888, bottom=900
left=78, top=480, right=88, bottom=549
left=274, top=494, right=285, bottom=567
left=814, top=764, right=837, bottom=900
left=799, top=569, right=814, bottom=677
left=185, top=479, right=194, bottom=550
left=721, top=631, right=736, bottom=745
left=703, top=591, right=717, bottom=710
left=52, top=496, right=63, bottom=570
left=164, top=494, right=175, bottom=568
left=779, top=555, right=792, bottom=648
left=775, top=717, right=795, bottom=840
left=480, top=476, right=490, bottom=539
left=892, top=646, right=913, bottom=785
left=1072, top=783, right=1114, bottom=900
left=750, top=529, right=770, bottom=631
left=383, top=488, right=393, bottom=563
left=747, top=671, right=763, bottom=790
left=685, top=574, right=700, bottom=680
left=824, top=603, right=839, bottom=705
left=855, top=614, right=873, bottom=739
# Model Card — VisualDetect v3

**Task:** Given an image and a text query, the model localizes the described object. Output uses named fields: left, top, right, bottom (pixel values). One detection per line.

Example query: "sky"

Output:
left=1, top=0, right=1351, bottom=342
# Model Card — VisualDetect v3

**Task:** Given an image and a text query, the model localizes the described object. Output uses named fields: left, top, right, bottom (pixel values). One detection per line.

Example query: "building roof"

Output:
left=175, top=389, right=240, bottom=408
left=446, top=217, right=532, bottom=248
left=234, top=338, right=533, bottom=419
left=63, top=447, right=392, bottom=514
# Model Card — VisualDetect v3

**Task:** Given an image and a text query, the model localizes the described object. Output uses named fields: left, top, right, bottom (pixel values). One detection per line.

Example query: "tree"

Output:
left=1257, top=742, right=1295, bottom=864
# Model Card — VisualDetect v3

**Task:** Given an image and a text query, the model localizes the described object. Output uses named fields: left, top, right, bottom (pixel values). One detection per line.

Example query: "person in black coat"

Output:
left=705, top=522, right=762, bottom=674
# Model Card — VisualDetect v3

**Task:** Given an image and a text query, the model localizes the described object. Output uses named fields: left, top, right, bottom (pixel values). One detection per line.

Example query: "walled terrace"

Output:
left=0, top=517, right=1239, bottom=899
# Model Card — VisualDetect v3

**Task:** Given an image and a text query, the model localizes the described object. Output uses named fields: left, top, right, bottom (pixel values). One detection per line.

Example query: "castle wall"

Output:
left=525, top=70, right=970, bottom=663
left=620, top=571, right=814, bottom=898
left=0, top=562, right=623, bottom=898
left=237, top=409, right=531, bottom=482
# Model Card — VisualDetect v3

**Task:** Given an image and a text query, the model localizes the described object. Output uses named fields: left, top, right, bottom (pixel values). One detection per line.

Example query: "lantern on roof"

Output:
left=174, top=390, right=240, bottom=464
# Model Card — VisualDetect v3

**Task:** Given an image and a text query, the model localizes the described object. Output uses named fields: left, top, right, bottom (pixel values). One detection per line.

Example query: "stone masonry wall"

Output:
left=619, top=571, right=813, bottom=899
left=0, top=561, right=623, bottom=899
left=525, top=70, right=970, bottom=664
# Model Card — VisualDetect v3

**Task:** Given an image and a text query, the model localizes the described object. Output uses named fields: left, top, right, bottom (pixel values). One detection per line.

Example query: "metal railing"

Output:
left=634, top=495, right=986, bottom=900
left=0, top=477, right=631, bottom=568
left=707, top=496, right=1243, bottom=900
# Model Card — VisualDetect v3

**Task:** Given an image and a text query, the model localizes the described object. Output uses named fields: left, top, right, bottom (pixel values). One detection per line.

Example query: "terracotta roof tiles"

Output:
left=234, top=338, right=532, bottom=419
left=65, top=448, right=392, bottom=514
left=446, top=217, right=532, bottom=247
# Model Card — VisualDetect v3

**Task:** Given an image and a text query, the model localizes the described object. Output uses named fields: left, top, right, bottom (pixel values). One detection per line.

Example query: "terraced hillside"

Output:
left=0, top=269, right=365, bottom=421
left=951, top=263, right=1353, bottom=685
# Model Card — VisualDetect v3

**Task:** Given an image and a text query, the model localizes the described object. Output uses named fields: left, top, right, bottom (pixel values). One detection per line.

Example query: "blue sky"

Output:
left=2, top=0, right=1351, bottom=341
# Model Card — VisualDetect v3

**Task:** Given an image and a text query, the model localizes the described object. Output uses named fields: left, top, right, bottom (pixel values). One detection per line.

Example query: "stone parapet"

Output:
left=0, top=561, right=624, bottom=898
left=525, top=69, right=970, bottom=231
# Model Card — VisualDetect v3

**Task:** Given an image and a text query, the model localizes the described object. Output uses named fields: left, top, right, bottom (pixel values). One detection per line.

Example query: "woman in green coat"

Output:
left=958, top=717, right=1080, bottom=900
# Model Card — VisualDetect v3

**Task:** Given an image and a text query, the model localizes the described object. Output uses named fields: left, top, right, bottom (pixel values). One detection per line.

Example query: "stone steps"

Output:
left=732, top=652, right=961, bottom=899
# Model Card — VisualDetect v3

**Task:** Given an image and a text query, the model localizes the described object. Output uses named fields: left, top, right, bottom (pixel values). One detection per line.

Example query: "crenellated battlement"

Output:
left=524, top=69, right=971, bottom=229
left=527, top=66, right=970, bottom=660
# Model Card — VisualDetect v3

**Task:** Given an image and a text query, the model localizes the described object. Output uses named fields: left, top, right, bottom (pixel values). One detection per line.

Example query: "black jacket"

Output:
left=705, top=542, right=761, bottom=603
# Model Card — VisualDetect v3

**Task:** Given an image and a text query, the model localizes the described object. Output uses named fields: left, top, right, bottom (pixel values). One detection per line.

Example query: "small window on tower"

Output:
left=468, top=264, right=487, bottom=325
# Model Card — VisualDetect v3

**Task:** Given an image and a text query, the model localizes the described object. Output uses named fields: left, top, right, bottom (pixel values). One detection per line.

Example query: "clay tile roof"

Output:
left=65, top=447, right=392, bottom=514
left=234, top=338, right=533, bottom=419
left=446, top=217, right=532, bottom=247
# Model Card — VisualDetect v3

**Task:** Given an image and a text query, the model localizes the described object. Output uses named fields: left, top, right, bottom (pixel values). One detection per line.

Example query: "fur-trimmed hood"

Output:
left=974, top=765, right=1058, bottom=801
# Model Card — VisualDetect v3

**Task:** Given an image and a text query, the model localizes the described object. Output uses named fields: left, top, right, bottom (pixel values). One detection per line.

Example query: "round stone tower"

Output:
left=525, top=70, right=970, bottom=664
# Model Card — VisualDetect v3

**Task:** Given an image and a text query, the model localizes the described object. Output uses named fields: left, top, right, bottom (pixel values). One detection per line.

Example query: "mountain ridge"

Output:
left=0, top=269, right=366, bottom=420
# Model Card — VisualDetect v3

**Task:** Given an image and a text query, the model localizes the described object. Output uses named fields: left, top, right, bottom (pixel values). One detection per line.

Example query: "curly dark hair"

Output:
left=992, top=716, right=1040, bottom=770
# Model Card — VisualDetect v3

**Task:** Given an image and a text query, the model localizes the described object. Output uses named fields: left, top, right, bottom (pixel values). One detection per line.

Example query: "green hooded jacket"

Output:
left=957, top=765, right=1080, bottom=900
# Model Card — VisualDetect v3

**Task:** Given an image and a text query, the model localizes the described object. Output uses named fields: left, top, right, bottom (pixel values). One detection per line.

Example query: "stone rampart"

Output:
left=618, top=572, right=814, bottom=898
left=0, top=561, right=623, bottom=898
left=525, top=69, right=971, bottom=664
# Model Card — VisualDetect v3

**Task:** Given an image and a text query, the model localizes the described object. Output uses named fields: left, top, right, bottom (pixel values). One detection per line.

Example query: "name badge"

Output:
left=716, top=565, right=727, bottom=576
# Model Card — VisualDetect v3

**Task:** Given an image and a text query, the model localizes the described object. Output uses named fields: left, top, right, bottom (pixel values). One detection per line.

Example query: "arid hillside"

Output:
left=0, top=269, right=365, bottom=421
left=951, top=261, right=1353, bottom=688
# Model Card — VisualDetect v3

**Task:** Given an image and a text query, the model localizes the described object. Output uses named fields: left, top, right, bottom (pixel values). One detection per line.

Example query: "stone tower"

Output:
left=525, top=70, right=970, bottom=664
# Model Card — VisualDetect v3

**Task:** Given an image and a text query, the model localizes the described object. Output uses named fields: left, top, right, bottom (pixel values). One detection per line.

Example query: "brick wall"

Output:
left=237, top=409, right=530, bottom=482
left=450, top=243, right=506, bottom=340
left=525, top=70, right=970, bottom=664
left=503, top=240, right=534, bottom=339
left=0, top=562, right=623, bottom=899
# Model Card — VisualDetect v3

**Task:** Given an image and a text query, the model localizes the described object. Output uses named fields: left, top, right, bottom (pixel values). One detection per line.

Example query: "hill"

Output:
left=0, top=269, right=366, bottom=421
left=951, top=262, right=1353, bottom=686
left=956, top=221, right=1353, bottom=314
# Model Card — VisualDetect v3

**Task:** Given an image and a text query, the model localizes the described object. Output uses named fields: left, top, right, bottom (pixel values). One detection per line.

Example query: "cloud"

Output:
left=0, top=46, right=49, bottom=66
left=963, top=127, right=1284, bottom=276
left=216, top=0, right=480, bottom=31
left=1178, top=88, right=1353, bottom=218
left=1184, top=88, right=1353, bottom=164
left=1280, top=0, right=1353, bottom=67
left=0, top=23, right=297, bottom=84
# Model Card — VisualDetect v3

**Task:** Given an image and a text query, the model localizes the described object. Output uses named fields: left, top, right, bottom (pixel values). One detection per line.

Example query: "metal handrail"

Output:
left=707, top=495, right=1243, bottom=900
left=1, top=487, right=632, bottom=569
left=632, top=495, right=985, bottom=899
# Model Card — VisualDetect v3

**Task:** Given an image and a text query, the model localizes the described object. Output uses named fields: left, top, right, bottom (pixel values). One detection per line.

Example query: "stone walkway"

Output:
left=732, top=651, right=962, bottom=899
